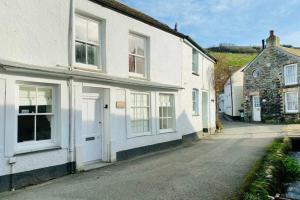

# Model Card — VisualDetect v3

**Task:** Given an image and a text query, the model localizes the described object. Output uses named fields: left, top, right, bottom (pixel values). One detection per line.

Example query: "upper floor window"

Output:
left=192, top=89, right=199, bottom=115
left=192, top=49, right=199, bottom=74
left=285, top=92, right=298, bottom=113
left=75, top=15, right=100, bottom=68
left=284, top=64, right=297, bottom=85
left=129, top=34, right=147, bottom=77
left=18, top=85, right=54, bottom=143
left=159, top=94, right=175, bottom=131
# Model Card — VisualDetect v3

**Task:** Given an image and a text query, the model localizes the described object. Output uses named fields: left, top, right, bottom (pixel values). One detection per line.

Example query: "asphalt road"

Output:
left=0, top=121, right=284, bottom=200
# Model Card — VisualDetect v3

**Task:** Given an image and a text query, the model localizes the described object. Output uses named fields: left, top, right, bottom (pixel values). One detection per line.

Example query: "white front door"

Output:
left=202, top=92, right=209, bottom=131
left=81, top=92, right=103, bottom=163
left=252, top=96, right=261, bottom=122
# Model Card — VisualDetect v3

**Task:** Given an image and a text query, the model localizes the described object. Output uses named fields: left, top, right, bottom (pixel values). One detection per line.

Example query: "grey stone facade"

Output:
left=243, top=33, right=300, bottom=123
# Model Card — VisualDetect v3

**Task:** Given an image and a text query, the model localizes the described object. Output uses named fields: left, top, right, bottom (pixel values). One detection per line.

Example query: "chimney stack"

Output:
left=266, top=30, right=280, bottom=48
left=174, top=23, right=178, bottom=31
left=262, top=39, right=265, bottom=49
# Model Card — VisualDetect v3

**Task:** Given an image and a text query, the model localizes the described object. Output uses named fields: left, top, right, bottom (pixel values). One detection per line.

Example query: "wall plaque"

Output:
left=116, top=101, right=125, bottom=109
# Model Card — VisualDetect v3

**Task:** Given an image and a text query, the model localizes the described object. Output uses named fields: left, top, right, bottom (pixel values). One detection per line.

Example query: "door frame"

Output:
left=74, top=84, right=110, bottom=168
left=252, top=95, right=261, bottom=122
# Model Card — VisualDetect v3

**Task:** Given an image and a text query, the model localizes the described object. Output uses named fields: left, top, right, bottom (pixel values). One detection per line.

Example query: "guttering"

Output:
left=0, top=60, right=182, bottom=91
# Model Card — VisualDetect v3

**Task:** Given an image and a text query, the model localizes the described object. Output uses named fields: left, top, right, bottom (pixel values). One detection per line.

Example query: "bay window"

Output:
left=18, top=85, right=54, bottom=143
left=159, top=94, right=175, bottom=131
left=130, top=92, right=150, bottom=136
left=129, top=33, right=147, bottom=77
left=284, top=64, right=297, bottom=85
left=75, top=15, right=100, bottom=68
left=285, top=92, right=298, bottom=113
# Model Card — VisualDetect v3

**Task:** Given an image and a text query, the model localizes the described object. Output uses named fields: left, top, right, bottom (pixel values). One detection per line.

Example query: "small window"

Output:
left=130, top=92, right=150, bottom=136
left=18, top=85, right=54, bottom=143
left=252, top=69, right=260, bottom=78
left=192, top=49, right=199, bottom=74
left=284, top=64, right=297, bottom=85
left=159, top=94, right=175, bottom=131
left=192, top=89, right=199, bottom=115
left=75, top=15, right=100, bottom=67
left=129, top=34, right=147, bottom=77
left=285, top=92, right=298, bottom=113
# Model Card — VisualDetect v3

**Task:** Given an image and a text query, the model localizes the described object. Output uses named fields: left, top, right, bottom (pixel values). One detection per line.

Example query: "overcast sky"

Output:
left=120, top=0, right=300, bottom=48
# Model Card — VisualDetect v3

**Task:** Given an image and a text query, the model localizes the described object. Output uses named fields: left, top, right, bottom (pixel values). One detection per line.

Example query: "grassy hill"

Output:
left=210, top=52, right=257, bottom=69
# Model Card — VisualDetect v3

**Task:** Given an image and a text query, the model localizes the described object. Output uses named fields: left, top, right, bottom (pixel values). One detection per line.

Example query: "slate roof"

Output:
left=280, top=47, right=300, bottom=57
left=90, top=0, right=217, bottom=62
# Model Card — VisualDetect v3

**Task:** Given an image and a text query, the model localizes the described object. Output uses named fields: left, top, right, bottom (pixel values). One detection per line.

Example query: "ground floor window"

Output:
left=130, top=92, right=150, bottom=135
left=159, top=94, right=175, bottom=131
left=285, top=92, right=298, bottom=113
left=192, top=89, right=199, bottom=115
left=18, top=85, right=54, bottom=143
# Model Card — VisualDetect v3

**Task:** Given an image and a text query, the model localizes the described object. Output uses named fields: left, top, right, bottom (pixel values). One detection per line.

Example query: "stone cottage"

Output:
left=243, top=31, right=300, bottom=123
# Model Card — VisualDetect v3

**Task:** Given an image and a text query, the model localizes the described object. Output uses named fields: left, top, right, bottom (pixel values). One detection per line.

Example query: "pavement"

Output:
left=0, top=121, right=285, bottom=200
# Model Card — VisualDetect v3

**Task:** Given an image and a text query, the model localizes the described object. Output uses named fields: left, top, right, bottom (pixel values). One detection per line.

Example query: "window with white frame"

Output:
left=129, top=33, right=147, bottom=77
left=159, top=94, right=175, bottom=131
left=192, top=89, right=199, bottom=115
left=17, top=85, right=54, bottom=143
left=285, top=92, right=298, bottom=113
left=130, top=92, right=150, bottom=135
left=284, top=64, right=297, bottom=85
left=75, top=15, right=100, bottom=67
left=192, top=49, right=199, bottom=74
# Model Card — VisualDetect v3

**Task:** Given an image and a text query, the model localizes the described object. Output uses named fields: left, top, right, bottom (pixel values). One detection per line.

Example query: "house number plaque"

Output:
left=116, top=101, right=125, bottom=109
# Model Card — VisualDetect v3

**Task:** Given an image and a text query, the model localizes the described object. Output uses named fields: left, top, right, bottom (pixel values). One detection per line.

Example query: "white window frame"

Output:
left=192, top=49, right=199, bottom=74
left=128, top=33, right=148, bottom=78
left=285, top=91, right=299, bottom=113
left=127, top=91, right=152, bottom=138
left=192, top=89, right=199, bottom=115
left=15, top=83, right=57, bottom=153
left=159, top=94, right=176, bottom=133
left=74, top=14, right=101, bottom=70
left=284, top=64, right=298, bottom=86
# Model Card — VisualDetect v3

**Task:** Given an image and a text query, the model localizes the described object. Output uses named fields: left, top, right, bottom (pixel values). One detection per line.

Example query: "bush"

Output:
left=240, top=137, right=300, bottom=199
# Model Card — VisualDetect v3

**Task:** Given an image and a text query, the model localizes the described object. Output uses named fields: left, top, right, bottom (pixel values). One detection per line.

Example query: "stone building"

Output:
left=243, top=31, right=300, bottom=123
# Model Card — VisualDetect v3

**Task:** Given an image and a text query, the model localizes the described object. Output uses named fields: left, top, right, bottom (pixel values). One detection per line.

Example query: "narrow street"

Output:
left=0, top=121, right=284, bottom=200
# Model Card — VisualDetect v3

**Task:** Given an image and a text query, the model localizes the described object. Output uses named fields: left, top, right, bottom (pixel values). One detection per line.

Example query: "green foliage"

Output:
left=239, top=137, right=300, bottom=200
left=211, top=52, right=257, bottom=69
left=208, top=46, right=260, bottom=54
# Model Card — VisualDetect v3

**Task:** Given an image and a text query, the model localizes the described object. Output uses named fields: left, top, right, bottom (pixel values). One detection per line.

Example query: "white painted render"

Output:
left=224, top=68, right=244, bottom=117
left=0, top=0, right=216, bottom=177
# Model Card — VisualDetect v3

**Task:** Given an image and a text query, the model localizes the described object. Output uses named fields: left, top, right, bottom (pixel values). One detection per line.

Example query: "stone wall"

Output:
left=244, top=47, right=300, bottom=123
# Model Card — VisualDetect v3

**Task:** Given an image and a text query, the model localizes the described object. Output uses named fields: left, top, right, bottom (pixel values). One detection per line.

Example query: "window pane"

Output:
left=19, top=86, right=36, bottom=106
left=136, top=37, right=145, bottom=56
left=129, top=36, right=136, bottom=54
left=136, top=57, right=145, bottom=74
left=75, top=16, right=87, bottom=41
left=76, top=41, right=86, bottom=64
left=36, top=115, right=51, bottom=141
left=18, top=116, right=35, bottom=142
left=88, top=21, right=99, bottom=44
left=37, top=88, right=52, bottom=113
left=87, top=44, right=98, bottom=65
left=129, top=55, right=135, bottom=72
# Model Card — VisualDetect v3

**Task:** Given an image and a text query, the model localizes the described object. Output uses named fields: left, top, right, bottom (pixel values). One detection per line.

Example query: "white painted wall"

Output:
left=0, top=0, right=216, bottom=178
left=0, top=0, right=70, bottom=67
left=224, top=69, right=244, bottom=117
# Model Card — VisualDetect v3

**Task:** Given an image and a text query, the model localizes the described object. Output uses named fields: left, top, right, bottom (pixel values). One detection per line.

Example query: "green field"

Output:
left=210, top=52, right=257, bottom=69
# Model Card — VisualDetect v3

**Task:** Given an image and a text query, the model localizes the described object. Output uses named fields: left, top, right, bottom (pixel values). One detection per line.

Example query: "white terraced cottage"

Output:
left=0, top=0, right=216, bottom=191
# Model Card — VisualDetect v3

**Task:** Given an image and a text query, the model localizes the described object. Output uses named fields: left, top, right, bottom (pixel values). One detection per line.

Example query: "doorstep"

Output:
left=79, top=161, right=113, bottom=172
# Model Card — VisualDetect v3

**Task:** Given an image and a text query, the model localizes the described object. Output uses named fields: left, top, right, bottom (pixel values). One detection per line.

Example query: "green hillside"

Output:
left=210, top=52, right=257, bottom=69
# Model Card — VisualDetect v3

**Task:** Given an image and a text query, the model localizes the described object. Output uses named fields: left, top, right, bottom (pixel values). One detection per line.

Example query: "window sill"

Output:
left=73, top=64, right=103, bottom=72
left=128, top=75, right=148, bottom=81
left=159, top=129, right=177, bottom=134
left=285, top=111, right=299, bottom=114
left=192, top=72, right=200, bottom=76
left=192, top=114, right=200, bottom=116
left=284, top=83, right=298, bottom=87
left=14, top=145, right=62, bottom=156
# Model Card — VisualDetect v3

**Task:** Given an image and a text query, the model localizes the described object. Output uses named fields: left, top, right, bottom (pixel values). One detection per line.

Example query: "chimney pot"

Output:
left=270, top=30, right=274, bottom=36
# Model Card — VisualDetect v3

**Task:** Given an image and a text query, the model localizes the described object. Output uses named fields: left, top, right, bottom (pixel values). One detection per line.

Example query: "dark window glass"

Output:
left=38, top=105, right=52, bottom=113
left=19, top=105, right=36, bottom=114
left=87, top=44, right=97, bottom=65
left=75, top=41, right=86, bottom=64
left=36, top=116, right=51, bottom=141
left=18, top=116, right=34, bottom=142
